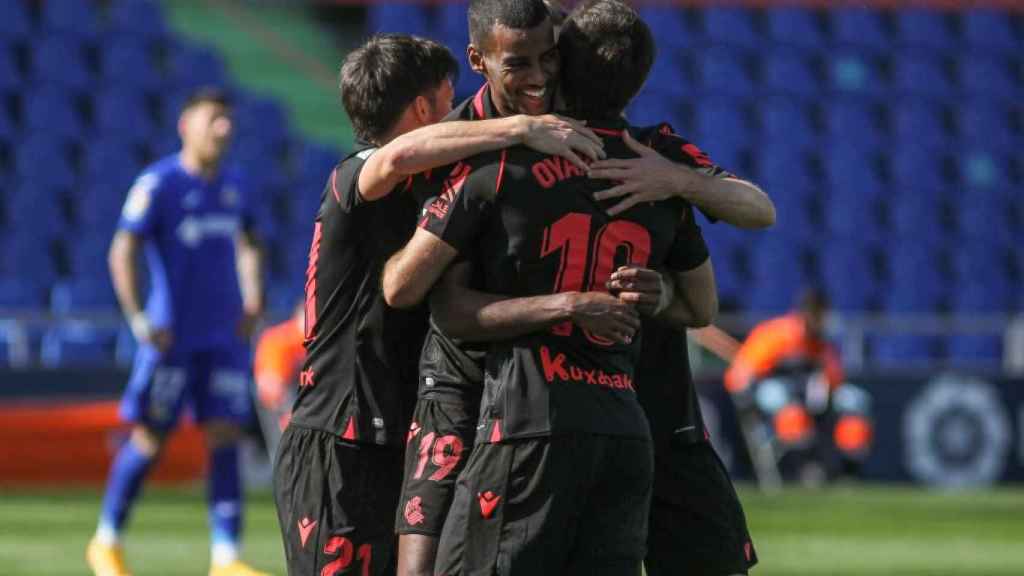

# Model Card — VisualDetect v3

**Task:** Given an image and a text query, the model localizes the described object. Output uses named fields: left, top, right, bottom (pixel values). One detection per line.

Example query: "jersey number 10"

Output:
left=541, top=212, right=652, bottom=344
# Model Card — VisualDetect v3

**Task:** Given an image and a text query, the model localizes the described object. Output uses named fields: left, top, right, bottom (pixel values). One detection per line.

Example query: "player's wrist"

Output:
left=128, top=311, right=151, bottom=341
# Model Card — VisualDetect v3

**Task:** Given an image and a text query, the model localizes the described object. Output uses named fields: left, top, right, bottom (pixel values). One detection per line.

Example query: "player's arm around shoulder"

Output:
left=357, top=114, right=603, bottom=202
left=381, top=159, right=497, bottom=309
left=589, top=127, right=775, bottom=229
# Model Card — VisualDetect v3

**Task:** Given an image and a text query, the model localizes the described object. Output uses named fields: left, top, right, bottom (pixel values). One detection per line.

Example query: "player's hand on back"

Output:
left=564, top=291, right=640, bottom=344
left=589, top=130, right=703, bottom=216
left=607, top=266, right=673, bottom=317
left=519, top=114, right=605, bottom=172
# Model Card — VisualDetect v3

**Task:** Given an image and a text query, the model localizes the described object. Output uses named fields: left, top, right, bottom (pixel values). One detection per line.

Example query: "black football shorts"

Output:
left=645, top=439, right=758, bottom=576
left=396, top=396, right=480, bottom=536
left=273, top=424, right=403, bottom=576
left=435, top=433, right=653, bottom=576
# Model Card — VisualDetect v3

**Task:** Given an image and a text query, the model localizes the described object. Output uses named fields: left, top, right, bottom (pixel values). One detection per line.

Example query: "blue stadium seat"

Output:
left=883, top=244, right=947, bottom=312
left=951, top=275, right=1013, bottom=314
left=823, top=144, right=884, bottom=199
left=890, top=145, right=948, bottom=191
left=0, top=0, right=32, bottom=42
left=22, top=86, right=85, bottom=141
left=40, top=321, right=117, bottom=367
left=0, top=278, right=47, bottom=309
left=692, top=99, right=748, bottom=148
left=748, top=240, right=807, bottom=313
left=694, top=47, right=753, bottom=96
left=873, top=334, right=938, bottom=364
left=0, top=320, right=31, bottom=367
left=625, top=95, right=686, bottom=130
left=956, top=54, right=1020, bottom=99
left=957, top=197, right=1013, bottom=244
left=890, top=100, right=949, bottom=148
left=50, top=277, right=119, bottom=315
left=0, top=47, right=22, bottom=94
left=14, top=137, right=75, bottom=191
left=819, top=241, right=877, bottom=311
left=830, top=8, right=892, bottom=50
left=5, top=185, right=65, bottom=236
left=235, top=95, right=290, bottom=149
left=644, top=53, right=691, bottom=100
left=758, top=98, right=816, bottom=146
left=959, top=150, right=1007, bottom=190
left=0, top=97, right=16, bottom=141
left=702, top=6, right=760, bottom=50
left=367, top=3, right=432, bottom=38
left=891, top=53, right=954, bottom=98
left=437, top=3, right=476, bottom=98
left=824, top=100, right=882, bottom=148
left=829, top=50, right=883, bottom=97
left=67, top=237, right=115, bottom=281
left=30, top=36, right=93, bottom=91
left=895, top=8, right=953, bottom=50
left=42, top=0, right=101, bottom=40
left=824, top=193, right=883, bottom=243
left=298, top=143, right=341, bottom=190
left=955, top=100, right=1019, bottom=149
left=888, top=190, right=945, bottom=242
left=99, top=37, right=163, bottom=92
left=92, top=89, right=157, bottom=143
left=639, top=6, right=699, bottom=51
left=947, top=335, right=1002, bottom=363
left=760, top=49, right=821, bottom=98
left=766, top=7, right=826, bottom=50
left=962, top=8, right=1021, bottom=53
left=108, top=0, right=168, bottom=42
left=168, top=43, right=227, bottom=91
left=755, top=144, right=817, bottom=193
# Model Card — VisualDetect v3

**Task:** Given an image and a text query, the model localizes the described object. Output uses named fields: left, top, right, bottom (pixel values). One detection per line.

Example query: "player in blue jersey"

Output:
left=87, top=88, right=269, bottom=576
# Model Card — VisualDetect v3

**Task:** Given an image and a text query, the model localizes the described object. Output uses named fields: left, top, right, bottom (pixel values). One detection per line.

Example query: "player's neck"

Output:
left=179, top=149, right=221, bottom=181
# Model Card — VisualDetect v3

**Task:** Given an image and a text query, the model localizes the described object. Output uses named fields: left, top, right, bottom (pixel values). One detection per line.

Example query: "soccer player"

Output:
left=271, top=34, right=604, bottom=576
left=383, top=3, right=728, bottom=572
left=87, top=88, right=269, bottom=576
left=388, top=1, right=773, bottom=574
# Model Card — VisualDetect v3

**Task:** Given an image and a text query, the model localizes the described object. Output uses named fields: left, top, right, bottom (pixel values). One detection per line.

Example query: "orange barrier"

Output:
left=0, top=401, right=206, bottom=486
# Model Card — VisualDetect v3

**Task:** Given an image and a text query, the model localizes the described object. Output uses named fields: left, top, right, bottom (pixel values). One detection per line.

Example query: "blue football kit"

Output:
left=117, top=154, right=255, bottom=431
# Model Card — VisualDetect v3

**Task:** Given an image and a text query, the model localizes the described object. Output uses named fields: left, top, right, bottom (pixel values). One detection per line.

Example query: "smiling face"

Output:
left=468, top=18, right=560, bottom=117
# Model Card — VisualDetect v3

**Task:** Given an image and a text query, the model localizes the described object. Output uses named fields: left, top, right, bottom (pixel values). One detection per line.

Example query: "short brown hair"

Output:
left=558, top=0, right=655, bottom=121
left=339, top=34, right=458, bottom=143
left=181, top=86, right=232, bottom=114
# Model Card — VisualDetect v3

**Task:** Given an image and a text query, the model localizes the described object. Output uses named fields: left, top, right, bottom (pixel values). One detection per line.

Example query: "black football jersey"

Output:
left=410, top=84, right=498, bottom=400
left=419, top=119, right=709, bottom=441
left=289, top=145, right=429, bottom=445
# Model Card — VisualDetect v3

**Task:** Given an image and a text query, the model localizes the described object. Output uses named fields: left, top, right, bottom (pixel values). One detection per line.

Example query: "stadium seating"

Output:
left=0, top=0, right=1019, bottom=367
left=896, top=8, right=954, bottom=50
left=765, top=7, right=826, bottom=50
left=40, top=320, right=117, bottom=367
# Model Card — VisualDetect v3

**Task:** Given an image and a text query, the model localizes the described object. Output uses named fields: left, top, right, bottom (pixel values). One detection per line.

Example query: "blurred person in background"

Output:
left=725, top=288, right=874, bottom=485
left=253, top=301, right=305, bottom=458
left=87, top=87, right=269, bottom=576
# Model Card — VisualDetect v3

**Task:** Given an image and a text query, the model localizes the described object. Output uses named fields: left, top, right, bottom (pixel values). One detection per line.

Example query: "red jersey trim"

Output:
left=472, top=84, right=488, bottom=119
left=591, top=128, right=624, bottom=137
left=329, top=168, right=341, bottom=203
left=495, top=149, right=508, bottom=195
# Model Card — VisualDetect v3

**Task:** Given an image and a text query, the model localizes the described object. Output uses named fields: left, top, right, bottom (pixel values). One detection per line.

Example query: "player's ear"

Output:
left=467, top=44, right=485, bottom=75
left=412, top=94, right=431, bottom=124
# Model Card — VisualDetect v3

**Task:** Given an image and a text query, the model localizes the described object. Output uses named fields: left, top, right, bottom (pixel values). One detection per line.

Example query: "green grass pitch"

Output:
left=1, top=485, right=1022, bottom=575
